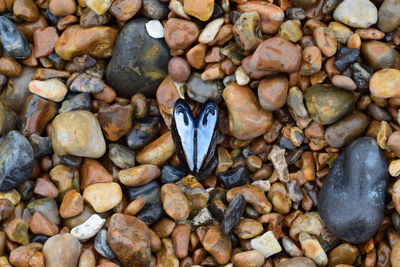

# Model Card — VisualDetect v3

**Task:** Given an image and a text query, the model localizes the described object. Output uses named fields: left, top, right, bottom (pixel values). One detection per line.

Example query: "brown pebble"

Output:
left=161, top=183, right=190, bottom=221
left=152, top=218, right=176, bottom=239
left=172, top=224, right=191, bottom=259
left=0, top=57, right=22, bottom=78
left=168, top=57, right=191, bottom=83
left=118, top=165, right=160, bottom=187
left=232, top=250, right=265, bottom=267
left=258, top=76, right=289, bottom=111
left=109, top=0, right=141, bottom=21
left=59, top=190, right=83, bottom=219
left=33, top=27, right=59, bottom=58
left=164, top=18, right=200, bottom=52
left=124, top=198, right=146, bottom=216
left=33, top=178, right=59, bottom=199
left=13, top=0, right=39, bottom=22
left=29, top=212, right=59, bottom=236
left=49, top=0, right=77, bottom=16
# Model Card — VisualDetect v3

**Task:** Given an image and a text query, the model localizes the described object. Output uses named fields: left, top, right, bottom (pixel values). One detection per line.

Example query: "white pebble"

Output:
left=71, top=214, right=105, bottom=241
left=146, top=20, right=164, bottom=39
left=251, top=231, right=282, bottom=258
left=235, top=66, right=250, bottom=86
left=198, top=18, right=224, bottom=44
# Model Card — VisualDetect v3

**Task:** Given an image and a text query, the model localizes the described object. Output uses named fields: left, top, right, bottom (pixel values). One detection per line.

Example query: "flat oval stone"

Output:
left=0, top=16, right=31, bottom=59
left=0, top=131, right=34, bottom=191
left=304, top=84, right=354, bottom=125
left=106, top=17, right=170, bottom=98
left=318, top=137, right=388, bottom=244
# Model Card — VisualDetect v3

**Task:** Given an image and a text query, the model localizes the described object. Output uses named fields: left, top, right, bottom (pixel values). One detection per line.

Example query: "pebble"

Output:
left=233, top=218, right=263, bottom=239
left=237, top=1, right=284, bottom=34
left=0, top=16, right=31, bottom=59
left=200, top=18, right=224, bottom=44
left=313, top=27, right=337, bottom=57
left=328, top=243, right=359, bottom=266
left=333, top=0, right=377, bottom=28
left=244, top=37, right=301, bottom=74
left=278, top=20, right=303, bottom=43
left=183, top=0, right=214, bottom=21
left=160, top=164, right=185, bottom=184
left=141, top=0, right=169, bottom=20
left=172, top=224, right=191, bottom=259
left=186, top=72, right=224, bottom=103
left=83, top=182, right=122, bottom=213
left=378, top=0, right=400, bottom=32
left=145, top=20, right=164, bottom=38
left=95, top=229, right=118, bottom=260
left=233, top=12, right=262, bottom=52
left=218, top=166, right=249, bottom=189
left=0, top=57, right=22, bottom=78
left=136, top=131, right=175, bottom=166
left=29, top=212, right=59, bottom=236
left=334, top=48, right=360, bottom=71
left=0, top=131, right=34, bottom=191
left=161, top=184, right=190, bottom=221
left=201, top=226, right=231, bottom=265
left=80, top=158, right=112, bottom=189
left=223, top=83, right=272, bottom=140
left=55, top=25, right=118, bottom=60
left=304, top=84, right=354, bottom=125
left=251, top=231, right=282, bottom=258
left=108, top=144, right=135, bottom=169
left=324, top=112, right=369, bottom=148
left=20, top=95, right=57, bottom=136
left=300, top=46, right=322, bottom=75
left=221, top=194, right=246, bottom=234
left=85, top=0, right=111, bottom=15
left=118, top=165, right=160, bottom=187
left=33, top=27, right=58, bottom=58
left=370, top=68, right=400, bottom=98
left=0, top=190, right=20, bottom=205
left=328, top=22, right=354, bottom=44
left=59, top=93, right=91, bottom=113
left=278, top=257, right=316, bottom=267
left=110, top=0, right=141, bottom=21
left=43, top=234, right=81, bottom=267
left=126, top=117, right=161, bottom=150
left=299, top=232, right=328, bottom=266
left=49, top=0, right=77, bottom=16
left=106, top=18, right=169, bottom=98
left=361, top=41, right=399, bottom=69
left=352, top=62, right=373, bottom=89
left=192, top=207, right=214, bottom=226
left=5, top=218, right=29, bottom=245
left=232, top=250, right=265, bottom=267
left=258, top=76, right=288, bottom=111
left=331, top=75, right=357, bottom=91
left=98, top=103, right=133, bottom=141
left=9, top=243, right=42, bottom=267
left=107, top=213, right=151, bottom=266
left=318, top=137, right=388, bottom=244
left=51, top=110, right=106, bottom=158
left=71, top=214, right=105, bottom=241
left=269, top=145, right=290, bottom=182
left=59, top=190, right=83, bottom=219
left=168, top=57, right=191, bottom=83
left=28, top=79, right=67, bottom=102
left=27, top=198, right=60, bottom=225
left=164, top=18, right=199, bottom=52
left=227, top=185, right=272, bottom=214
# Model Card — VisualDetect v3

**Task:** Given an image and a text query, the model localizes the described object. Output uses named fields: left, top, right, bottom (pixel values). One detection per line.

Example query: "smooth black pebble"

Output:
left=318, top=137, right=388, bottom=244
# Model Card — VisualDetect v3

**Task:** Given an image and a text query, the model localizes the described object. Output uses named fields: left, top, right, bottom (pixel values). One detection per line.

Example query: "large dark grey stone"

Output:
left=0, top=16, right=31, bottom=59
left=106, top=17, right=170, bottom=98
left=0, top=131, right=34, bottom=191
left=318, top=137, right=388, bottom=244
